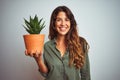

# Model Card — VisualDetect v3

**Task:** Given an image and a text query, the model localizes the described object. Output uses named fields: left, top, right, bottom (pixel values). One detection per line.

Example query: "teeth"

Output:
left=59, top=27, right=66, bottom=31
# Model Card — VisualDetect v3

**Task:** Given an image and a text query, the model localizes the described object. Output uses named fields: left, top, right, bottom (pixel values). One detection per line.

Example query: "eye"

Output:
left=65, top=18, right=70, bottom=21
left=56, top=18, right=61, bottom=22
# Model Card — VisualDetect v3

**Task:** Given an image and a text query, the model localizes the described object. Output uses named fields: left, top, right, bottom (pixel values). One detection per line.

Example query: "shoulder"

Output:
left=44, top=40, right=55, bottom=48
left=79, top=36, right=88, bottom=46
left=79, top=36, right=89, bottom=53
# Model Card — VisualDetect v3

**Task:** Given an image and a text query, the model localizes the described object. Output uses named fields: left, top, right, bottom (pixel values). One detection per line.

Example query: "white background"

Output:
left=0, top=0, right=120, bottom=80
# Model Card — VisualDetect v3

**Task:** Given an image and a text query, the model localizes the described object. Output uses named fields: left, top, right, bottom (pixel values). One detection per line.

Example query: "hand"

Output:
left=25, top=49, right=42, bottom=59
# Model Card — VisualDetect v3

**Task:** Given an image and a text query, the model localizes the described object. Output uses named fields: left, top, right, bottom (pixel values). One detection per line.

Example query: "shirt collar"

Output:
left=51, top=38, right=57, bottom=45
left=52, top=38, right=69, bottom=52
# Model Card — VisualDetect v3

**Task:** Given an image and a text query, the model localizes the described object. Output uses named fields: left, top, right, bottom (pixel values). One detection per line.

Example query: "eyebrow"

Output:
left=56, top=17, right=69, bottom=19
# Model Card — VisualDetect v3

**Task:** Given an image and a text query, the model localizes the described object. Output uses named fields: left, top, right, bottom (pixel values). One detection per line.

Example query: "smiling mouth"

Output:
left=59, top=27, right=67, bottom=31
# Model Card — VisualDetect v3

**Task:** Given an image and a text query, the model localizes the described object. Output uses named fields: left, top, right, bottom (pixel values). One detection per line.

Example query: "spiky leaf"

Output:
left=23, top=15, right=45, bottom=34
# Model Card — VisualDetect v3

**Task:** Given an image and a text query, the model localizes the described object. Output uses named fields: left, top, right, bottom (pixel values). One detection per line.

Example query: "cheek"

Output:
left=68, top=23, right=71, bottom=28
left=54, top=23, right=59, bottom=30
left=55, top=22, right=60, bottom=27
left=67, top=21, right=71, bottom=26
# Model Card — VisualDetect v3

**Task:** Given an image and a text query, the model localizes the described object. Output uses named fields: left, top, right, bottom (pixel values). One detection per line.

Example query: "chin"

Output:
left=59, top=32, right=68, bottom=36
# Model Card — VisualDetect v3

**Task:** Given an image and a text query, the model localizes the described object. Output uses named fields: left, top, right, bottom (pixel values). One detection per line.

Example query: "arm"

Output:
left=34, top=56, right=48, bottom=73
left=25, top=50, right=48, bottom=73
left=35, top=43, right=50, bottom=77
left=79, top=37, right=91, bottom=80
left=80, top=51, right=91, bottom=80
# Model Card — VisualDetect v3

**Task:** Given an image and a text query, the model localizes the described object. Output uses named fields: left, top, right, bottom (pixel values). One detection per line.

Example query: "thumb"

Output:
left=25, top=49, right=28, bottom=56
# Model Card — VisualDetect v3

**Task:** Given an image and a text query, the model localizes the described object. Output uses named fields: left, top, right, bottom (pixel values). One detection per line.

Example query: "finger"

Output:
left=37, top=51, right=42, bottom=58
left=33, top=53, right=36, bottom=57
left=25, top=49, right=28, bottom=56
left=38, top=54, right=41, bottom=58
left=33, top=50, right=40, bottom=58
left=35, top=50, right=40, bottom=58
left=39, top=51, right=42, bottom=56
left=35, top=51, right=38, bottom=58
left=29, top=51, right=34, bottom=57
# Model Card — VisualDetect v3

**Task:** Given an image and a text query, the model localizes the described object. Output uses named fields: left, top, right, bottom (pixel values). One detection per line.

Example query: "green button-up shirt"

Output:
left=40, top=38, right=91, bottom=80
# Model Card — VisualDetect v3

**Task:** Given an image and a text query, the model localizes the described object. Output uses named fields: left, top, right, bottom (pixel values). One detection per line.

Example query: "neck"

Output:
left=56, top=35, right=65, bottom=45
left=56, top=35, right=67, bottom=57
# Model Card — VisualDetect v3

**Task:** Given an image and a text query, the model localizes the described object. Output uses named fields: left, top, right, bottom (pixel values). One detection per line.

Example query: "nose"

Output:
left=61, top=20, right=65, bottom=26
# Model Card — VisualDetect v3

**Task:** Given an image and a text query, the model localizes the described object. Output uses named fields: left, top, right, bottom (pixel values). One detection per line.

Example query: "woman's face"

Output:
left=55, top=11, right=71, bottom=36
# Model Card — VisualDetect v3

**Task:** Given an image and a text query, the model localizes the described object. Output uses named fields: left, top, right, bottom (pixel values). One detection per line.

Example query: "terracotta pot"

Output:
left=23, top=34, right=45, bottom=53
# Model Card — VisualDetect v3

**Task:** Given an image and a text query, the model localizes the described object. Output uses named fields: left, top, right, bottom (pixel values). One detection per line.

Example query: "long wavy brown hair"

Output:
left=48, top=6, right=89, bottom=69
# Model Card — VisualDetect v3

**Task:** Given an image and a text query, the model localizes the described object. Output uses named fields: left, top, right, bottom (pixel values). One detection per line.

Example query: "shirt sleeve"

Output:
left=80, top=37, right=91, bottom=80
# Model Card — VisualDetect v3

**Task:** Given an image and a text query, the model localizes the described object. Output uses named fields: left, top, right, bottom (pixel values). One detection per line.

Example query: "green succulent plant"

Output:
left=23, top=15, right=45, bottom=34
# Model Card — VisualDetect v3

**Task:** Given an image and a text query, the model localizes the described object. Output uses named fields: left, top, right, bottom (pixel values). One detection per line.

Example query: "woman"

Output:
left=25, top=6, right=91, bottom=80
